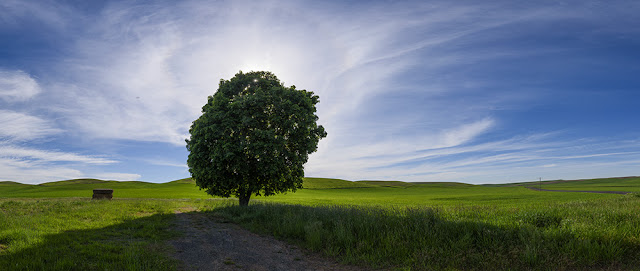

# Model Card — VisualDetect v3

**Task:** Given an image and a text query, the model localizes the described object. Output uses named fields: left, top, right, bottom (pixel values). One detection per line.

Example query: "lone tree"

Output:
left=186, top=71, right=326, bottom=206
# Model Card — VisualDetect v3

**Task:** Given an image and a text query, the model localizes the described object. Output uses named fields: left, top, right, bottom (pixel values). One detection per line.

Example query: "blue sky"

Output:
left=1, top=0, right=639, bottom=184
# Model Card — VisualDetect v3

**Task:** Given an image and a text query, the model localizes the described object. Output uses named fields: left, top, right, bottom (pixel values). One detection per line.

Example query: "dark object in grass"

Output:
left=92, top=189, right=113, bottom=200
left=519, top=211, right=563, bottom=228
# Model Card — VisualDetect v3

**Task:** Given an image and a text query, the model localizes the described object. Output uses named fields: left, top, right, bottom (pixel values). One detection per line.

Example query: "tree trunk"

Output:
left=238, top=193, right=251, bottom=206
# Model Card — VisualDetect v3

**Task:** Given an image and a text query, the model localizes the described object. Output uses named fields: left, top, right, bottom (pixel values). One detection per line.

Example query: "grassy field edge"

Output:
left=210, top=196, right=640, bottom=270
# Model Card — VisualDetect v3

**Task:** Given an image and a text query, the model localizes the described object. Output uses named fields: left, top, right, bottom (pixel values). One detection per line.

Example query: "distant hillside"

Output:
left=412, top=182, right=475, bottom=187
left=5, top=176, right=638, bottom=192
left=302, top=178, right=376, bottom=189
left=0, top=181, right=29, bottom=186
left=354, top=180, right=474, bottom=188
left=0, top=177, right=207, bottom=199
left=37, top=178, right=110, bottom=186
left=356, top=180, right=415, bottom=188
left=485, top=176, right=640, bottom=188
left=168, top=178, right=195, bottom=184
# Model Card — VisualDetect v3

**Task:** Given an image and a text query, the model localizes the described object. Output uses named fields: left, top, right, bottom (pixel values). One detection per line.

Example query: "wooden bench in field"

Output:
left=92, top=189, right=113, bottom=200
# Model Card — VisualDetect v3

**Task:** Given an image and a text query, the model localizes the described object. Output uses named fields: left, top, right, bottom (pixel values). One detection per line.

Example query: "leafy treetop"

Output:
left=186, top=71, right=326, bottom=206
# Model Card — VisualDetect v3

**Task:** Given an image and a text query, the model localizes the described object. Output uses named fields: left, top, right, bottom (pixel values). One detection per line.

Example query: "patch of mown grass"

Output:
left=0, top=198, right=233, bottom=270
left=210, top=195, right=640, bottom=270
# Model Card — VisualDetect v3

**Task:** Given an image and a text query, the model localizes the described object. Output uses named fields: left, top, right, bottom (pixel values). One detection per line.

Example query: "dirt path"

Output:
left=168, top=212, right=369, bottom=271
left=525, top=187, right=632, bottom=195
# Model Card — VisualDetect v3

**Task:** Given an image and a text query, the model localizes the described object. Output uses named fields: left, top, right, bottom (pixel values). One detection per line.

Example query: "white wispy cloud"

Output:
left=144, top=159, right=188, bottom=168
left=0, top=155, right=140, bottom=184
left=0, top=70, right=41, bottom=102
left=41, top=1, right=517, bottom=147
left=34, top=1, right=549, bottom=148
left=305, top=118, right=498, bottom=180
left=0, top=157, right=84, bottom=184
left=0, top=110, right=62, bottom=141
left=0, top=144, right=124, bottom=184
left=0, top=145, right=117, bottom=165
left=443, top=118, right=495, bottom=147
left=305, top=129, right=640, bottom=183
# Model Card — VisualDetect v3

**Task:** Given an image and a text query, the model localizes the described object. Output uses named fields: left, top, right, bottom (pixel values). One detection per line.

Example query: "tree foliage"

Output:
left=186, top=71, right=327, bottom=206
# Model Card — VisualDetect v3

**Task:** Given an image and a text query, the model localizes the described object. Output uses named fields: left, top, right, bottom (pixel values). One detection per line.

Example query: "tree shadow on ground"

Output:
left=0, top=213, right=179, bottom=271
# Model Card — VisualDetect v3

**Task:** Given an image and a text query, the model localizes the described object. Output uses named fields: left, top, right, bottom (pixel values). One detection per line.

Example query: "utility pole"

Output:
left=539, top=177, right=542, bottom=189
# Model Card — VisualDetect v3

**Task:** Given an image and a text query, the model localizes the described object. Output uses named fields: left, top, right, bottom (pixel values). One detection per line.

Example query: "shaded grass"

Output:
left=1, top=193, right=638, bottom=270
left=0, top=198, right=234, bottom=270
left=211, top=195, right=640, bottom=270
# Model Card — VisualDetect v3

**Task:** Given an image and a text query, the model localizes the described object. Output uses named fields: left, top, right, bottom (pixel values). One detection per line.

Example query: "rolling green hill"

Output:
left=0, top=178, right=209, bottom=199
left=0, top=181, right=28, bottom=186
left=37, top=178, right=109, bottom=186
left=0, top=176, right=635, bottom=206
left=0, top=177, right=378, bottom=198
left=302, top=177, right=376, bottom=189
left=356, top=180, right=415, bottom=188
left=536, top=176, right=640, bottom=192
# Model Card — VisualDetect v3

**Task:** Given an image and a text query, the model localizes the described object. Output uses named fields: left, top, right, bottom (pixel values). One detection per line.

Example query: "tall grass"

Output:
left=212, top=195, right=640, bottom=270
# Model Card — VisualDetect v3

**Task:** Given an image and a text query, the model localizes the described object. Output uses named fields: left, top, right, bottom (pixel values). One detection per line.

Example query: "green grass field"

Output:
left=258, top=182, right=620, bottom=207
left=1, top=177, right=622, bottom=206
left=1, top=177, right=639, bottom=270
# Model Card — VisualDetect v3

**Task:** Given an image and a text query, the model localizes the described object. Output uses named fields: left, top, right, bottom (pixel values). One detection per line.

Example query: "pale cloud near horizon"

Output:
left=0, top=158, right=84, bottom=184
left=0, top=155, right=141, bottom=184
left=0, top=145, right=117, bottom=165
left=93, top=172, right=142, bottom=182
left=305, top=132, right=640, bottom=182
left=0, top=143, right=141, bottom=184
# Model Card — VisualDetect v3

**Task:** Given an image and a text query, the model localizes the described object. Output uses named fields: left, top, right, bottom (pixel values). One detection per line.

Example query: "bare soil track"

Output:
left=525, top=187, right=631, bottom=195
left=168, top=211, right=370, bottom=271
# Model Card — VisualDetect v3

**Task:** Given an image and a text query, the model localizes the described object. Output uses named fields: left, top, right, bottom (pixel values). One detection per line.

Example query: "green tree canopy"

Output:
left=186, top=71, right=327, bottom=206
